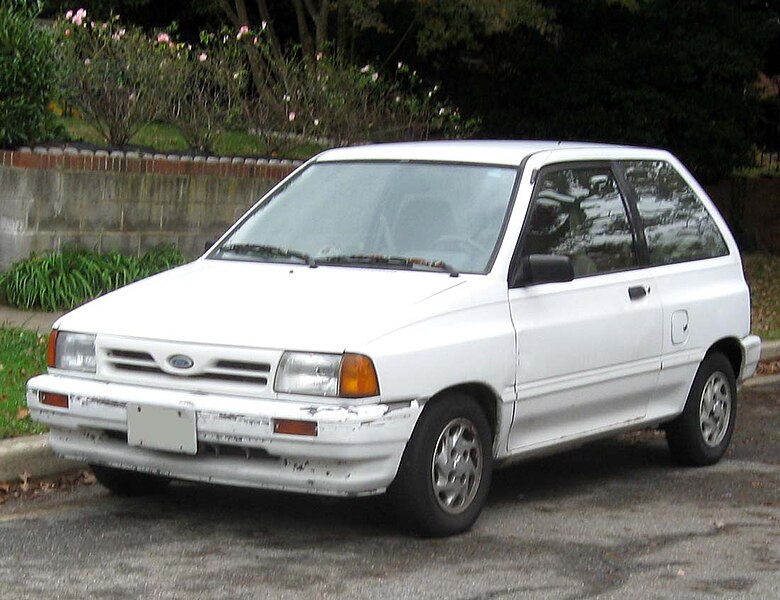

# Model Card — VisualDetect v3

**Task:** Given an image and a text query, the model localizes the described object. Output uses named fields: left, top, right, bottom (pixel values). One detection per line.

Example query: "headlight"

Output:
left=49, top=331, right=96, bottom=373
left=275, top=352, right=379, bottom=398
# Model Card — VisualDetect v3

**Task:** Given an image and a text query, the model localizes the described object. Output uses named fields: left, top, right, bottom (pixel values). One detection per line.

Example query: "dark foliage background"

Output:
left=39, top=0, right=780, bottom=180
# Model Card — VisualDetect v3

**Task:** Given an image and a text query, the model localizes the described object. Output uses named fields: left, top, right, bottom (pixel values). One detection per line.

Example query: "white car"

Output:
left=27, top=141, right=761, bottom=536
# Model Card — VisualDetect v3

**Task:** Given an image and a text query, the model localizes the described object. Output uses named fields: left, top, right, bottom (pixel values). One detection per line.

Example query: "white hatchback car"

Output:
left=27, top=141, right=761, bottom=536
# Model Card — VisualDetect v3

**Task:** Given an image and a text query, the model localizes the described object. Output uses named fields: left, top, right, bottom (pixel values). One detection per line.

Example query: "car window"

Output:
left=212, top=161, right=518, bottom=274
left=521, top=166, right=638, bottom=277
left=621, top=160, right=728, bottom=265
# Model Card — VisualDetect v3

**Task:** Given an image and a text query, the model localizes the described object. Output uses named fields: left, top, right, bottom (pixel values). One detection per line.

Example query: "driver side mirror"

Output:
left=511, top=254, right=574, bottom=288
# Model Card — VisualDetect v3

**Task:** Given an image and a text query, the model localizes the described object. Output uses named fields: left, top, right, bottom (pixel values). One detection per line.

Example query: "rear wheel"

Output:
left=389, top=393, right=493, bottom=537
left=665, top=353, right=737, bottom=466
left=90, top=464, right=171, bottom=496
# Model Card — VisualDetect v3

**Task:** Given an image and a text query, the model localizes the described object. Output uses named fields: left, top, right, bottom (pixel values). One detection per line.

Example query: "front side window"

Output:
left=521, top=167, right=637, bottom=277
left=621, top=160, right=728, bottom=265
left=211, top=161, right=518, bottom=274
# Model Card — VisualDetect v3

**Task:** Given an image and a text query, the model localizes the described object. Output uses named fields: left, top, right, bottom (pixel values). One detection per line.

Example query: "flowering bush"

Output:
left=0, top=0, right=61, bottom=147
left=237, top=32, right=476, bottom=146
left=53, top=11, right=473, bottom=153
left=162, top=30, right=245, bottom=154
left=57, top=10, right=173, bottom=146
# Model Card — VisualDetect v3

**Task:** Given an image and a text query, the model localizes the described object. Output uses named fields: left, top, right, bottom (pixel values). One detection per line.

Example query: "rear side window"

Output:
left=621, top=160, right=728, bottom=265
left=522, top=166, right=637, bottom=277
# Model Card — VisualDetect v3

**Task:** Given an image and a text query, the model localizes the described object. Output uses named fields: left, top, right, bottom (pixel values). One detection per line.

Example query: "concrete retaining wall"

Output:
left=1, top=147, right=776, bottom=270
left=0, top=148, right=297, bottom=270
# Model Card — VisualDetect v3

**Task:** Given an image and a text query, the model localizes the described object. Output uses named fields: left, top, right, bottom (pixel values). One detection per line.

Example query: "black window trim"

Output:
left=508, top=160, right=648, bottom=288
left=614, top=158, right=731, bottom=268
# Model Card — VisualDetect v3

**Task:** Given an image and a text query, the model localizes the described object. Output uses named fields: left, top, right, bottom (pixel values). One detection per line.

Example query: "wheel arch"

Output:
left=425, top=382, right=501, bottom=443
left=706, top=337, right=742, bottom=379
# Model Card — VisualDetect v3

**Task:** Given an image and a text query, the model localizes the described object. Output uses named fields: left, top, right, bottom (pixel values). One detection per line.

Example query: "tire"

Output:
left=388, top=393, right=493, bottom=537
left=90, top=464, right=171, bottom=496
left=665, top=353, right=737, bottom=466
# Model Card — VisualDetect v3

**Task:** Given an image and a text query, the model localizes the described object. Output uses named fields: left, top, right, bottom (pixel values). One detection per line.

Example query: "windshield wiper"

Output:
left=217, top=244, right=316, bottom=267
left=316, top=254, right=459, bottom=277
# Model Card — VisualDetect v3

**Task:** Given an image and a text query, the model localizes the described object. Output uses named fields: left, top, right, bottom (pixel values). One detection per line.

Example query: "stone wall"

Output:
left=0, top=148, right=297, bottom=270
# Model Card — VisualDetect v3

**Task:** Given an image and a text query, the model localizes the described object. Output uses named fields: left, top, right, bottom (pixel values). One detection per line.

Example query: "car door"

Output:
left=506, top=162, right=662, bottom=451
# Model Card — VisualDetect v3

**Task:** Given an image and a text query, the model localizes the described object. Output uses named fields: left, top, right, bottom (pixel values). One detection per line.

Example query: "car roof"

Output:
left=314, top=140, right=646, bottom=167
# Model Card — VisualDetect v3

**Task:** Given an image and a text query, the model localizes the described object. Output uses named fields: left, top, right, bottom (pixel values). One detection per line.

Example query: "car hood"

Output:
left=55, top=259, right=469, bottom=352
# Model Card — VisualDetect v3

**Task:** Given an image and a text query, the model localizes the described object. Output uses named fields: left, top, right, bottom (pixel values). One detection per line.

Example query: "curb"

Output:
left=0, top=435, right=86, bottom=483
left=760, top=340, right=780, bottom=362
left=2, top=339, right=779, bottom=484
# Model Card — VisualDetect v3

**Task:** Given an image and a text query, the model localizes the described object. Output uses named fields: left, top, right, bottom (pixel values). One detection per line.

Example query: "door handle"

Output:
left=628, top=285, right=648, bottom=300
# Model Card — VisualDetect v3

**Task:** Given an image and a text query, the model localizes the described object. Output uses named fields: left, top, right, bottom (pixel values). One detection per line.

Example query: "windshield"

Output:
left=211, top=161, right=518, bottom=274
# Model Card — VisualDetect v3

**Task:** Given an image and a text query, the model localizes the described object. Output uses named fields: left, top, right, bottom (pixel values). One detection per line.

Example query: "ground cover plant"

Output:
left=60, top=116, right=323, bottom=160
left=1, top=245, right=186, bottom=311
left=0, top=328, right=47, bottom=438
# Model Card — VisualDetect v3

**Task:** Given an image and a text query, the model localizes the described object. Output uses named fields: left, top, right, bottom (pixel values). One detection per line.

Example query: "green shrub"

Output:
left=1, top=245, right=186, bottom=311
left=0, top=0, right=61, bottom=147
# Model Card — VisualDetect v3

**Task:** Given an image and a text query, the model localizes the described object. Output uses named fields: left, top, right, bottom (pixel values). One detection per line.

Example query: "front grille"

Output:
left=104, top=347, right=272, bottom=387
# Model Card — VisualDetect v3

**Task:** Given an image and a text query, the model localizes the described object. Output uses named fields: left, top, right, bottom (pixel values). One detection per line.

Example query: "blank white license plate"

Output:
left=127, top=404, right=197, bottom=455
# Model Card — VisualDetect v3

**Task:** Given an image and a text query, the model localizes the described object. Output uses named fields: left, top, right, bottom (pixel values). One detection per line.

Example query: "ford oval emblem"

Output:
left=168, top=355, right=194, bottom=370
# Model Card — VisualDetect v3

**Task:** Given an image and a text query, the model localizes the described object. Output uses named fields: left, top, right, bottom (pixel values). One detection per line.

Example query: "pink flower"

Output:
left=198, top=53, right=207, bottom=62
left=371, top=72, right=379, bottom=82
left=360, top=64, right=370, bottom=73
left=288, top=111, right=296, bottom=122
left=71, top=8, right=86, bottom=26
left=157, top=32, right=170, bottom=44
left=64, top=28, right=71, bottom=36
left=84, top=58, right=91, bottom=65
left=313, top=118, right=320, bottom=126
left=65, top=10, right=73, bottom=19
left=237, top=25, right=249, bottom=40
left=261, top=20, right=267, bottom=31
left=252, top=36, right=258, bottom=45
left=315, top=52, right=323, bottom=61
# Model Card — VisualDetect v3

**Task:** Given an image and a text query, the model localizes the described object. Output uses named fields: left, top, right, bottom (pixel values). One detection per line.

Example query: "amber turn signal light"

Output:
left=339, top=353, right=380, bottom=398
left=273, top=419, right=318, bottom=436
left=47, top=330, right=58, bottom=368
left=40, top=392, right=69, bottom=408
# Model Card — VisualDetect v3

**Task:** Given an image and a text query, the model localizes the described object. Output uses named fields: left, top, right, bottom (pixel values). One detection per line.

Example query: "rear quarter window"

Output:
left=621, top=160, right=728, bottom=265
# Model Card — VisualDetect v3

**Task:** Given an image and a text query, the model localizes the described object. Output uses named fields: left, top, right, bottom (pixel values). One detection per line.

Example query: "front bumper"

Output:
left=27, top=374, right=422, bottom=496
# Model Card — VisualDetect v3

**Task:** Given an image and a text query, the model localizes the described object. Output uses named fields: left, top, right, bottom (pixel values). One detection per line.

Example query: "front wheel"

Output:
left=665, top=353, right=737, bottom=466
left=388, top=393, right=493, bottom=537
